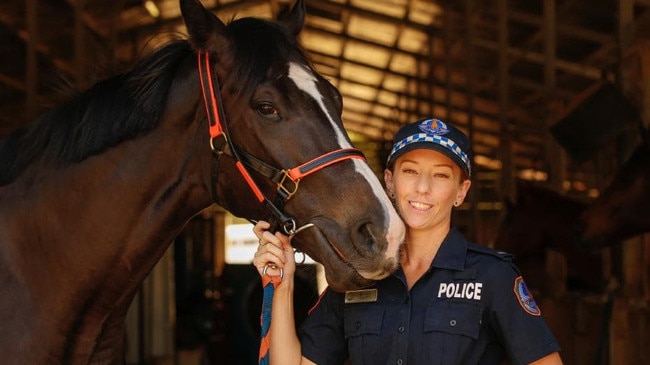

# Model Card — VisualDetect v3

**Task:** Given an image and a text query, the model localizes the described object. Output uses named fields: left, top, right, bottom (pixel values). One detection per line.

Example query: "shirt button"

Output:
left=355, top=321, right=361, bottom=329
left=450, top=319, right=457, bottom=327
left=398, top=326, right=405, bottom=333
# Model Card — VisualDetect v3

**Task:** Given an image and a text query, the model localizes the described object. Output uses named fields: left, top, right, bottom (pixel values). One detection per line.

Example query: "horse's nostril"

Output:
left=352, top=222, right=380, bottom=256
left=351, top=221, right=400, bottom=280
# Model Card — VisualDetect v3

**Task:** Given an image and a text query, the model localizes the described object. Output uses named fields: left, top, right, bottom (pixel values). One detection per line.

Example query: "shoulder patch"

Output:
left=513, top=276, right=541, bottom=316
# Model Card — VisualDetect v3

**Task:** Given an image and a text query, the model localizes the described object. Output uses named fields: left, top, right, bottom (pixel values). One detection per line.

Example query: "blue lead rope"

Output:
left=259, top=266, right=283, bottom=365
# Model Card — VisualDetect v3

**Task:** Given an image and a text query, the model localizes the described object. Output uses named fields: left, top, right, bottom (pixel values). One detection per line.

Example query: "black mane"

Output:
left=0, top=16, right=307, bottom=186
left=0, top=41, right=193, bottom=185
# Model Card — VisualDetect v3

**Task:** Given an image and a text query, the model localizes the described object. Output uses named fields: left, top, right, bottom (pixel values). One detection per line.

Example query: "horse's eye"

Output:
left=255, top=102, right=280, bottom=120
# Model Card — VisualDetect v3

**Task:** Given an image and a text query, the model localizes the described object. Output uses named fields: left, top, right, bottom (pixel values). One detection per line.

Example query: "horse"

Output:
left=0, top=0, right=405, bottom=363
left=493, top=182, right=604, bottom=294
left=576, top=130, right=650, bottom=248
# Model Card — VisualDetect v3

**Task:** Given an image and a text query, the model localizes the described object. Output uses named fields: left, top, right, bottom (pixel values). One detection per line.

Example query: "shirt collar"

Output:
left=430, top=226, right=467, bottom=271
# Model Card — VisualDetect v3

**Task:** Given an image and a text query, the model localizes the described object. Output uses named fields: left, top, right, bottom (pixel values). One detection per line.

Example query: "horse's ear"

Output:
left=277, top=0, right=306, bottom=37
left=180, top=0, right=228, bottom=51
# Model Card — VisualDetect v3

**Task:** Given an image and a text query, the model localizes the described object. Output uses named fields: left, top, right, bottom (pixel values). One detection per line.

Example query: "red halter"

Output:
left=197, top=51, right=366, bottom=234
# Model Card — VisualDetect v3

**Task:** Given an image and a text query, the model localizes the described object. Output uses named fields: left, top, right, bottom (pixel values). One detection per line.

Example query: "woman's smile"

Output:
left=409, top=200, right=433, bottom=211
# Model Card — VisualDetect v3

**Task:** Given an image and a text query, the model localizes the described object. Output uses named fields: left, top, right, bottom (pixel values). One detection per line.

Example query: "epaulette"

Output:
left=466, top=242, right=514, bottom=262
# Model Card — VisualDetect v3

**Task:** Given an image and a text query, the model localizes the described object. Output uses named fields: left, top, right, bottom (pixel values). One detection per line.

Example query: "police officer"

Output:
left=253, top=118, right=563, bottom=365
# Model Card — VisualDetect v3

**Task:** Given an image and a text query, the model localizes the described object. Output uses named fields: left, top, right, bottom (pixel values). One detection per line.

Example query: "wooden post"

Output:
left=428, top=29, right=435, bottom=117
left=212, top=208, right=226, bottom=277
left=609, top=298, right=630, bottom=365
left=444, top=1, right=453, bottom=122
left=145, top=248, right=176, bottom=361
left=464, top=0, right=480, bottom=243
left=543, top=0, right=565, bottom=192
left=497, top=0, right=515, bottom=201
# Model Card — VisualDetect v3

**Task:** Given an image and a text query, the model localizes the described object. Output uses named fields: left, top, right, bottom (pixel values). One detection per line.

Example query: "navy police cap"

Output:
left=386, top=118, right=472, bottom=177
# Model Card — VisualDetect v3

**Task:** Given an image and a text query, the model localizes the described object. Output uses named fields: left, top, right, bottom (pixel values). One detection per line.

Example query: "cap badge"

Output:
left=418, top=119, right=449, bottom=136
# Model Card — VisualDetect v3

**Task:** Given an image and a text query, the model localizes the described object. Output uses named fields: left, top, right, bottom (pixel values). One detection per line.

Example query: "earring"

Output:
left=454, top=201, right=460, bottom=207
left=388, top=191, right=395, bottom=199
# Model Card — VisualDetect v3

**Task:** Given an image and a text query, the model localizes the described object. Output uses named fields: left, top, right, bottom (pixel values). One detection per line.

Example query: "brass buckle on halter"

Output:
left=277, top=170, right=300, bottom=200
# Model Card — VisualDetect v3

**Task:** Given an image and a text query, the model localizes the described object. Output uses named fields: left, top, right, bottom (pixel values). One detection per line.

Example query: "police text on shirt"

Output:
left=437, top=282, right=483, bottom=300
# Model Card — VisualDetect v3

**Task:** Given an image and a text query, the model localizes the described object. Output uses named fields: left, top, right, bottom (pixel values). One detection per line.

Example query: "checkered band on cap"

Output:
left=387, top=133, right=471, bottom=175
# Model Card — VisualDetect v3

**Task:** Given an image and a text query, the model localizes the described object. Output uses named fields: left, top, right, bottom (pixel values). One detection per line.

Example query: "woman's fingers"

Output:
left=254, top=252, right=284, bottom=277
left=252, top=221, right=297, bottom=279
left=253, top=220, right=271, bottom=239
left=255, top=239, right=282, bottom=263
left=253, top=222, right=284, bottom=273
left=254, top=221, right=284, bottom=248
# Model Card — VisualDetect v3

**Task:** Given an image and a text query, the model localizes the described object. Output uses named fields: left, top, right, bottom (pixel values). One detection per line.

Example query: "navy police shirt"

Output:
left=297, top=227, right=561, bottom=365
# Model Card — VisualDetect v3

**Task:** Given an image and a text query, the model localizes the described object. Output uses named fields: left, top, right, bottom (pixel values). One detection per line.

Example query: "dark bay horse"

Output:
left=493, top=182, right=604, bottom=293
left=577, top=130, right=650, bottom=248
left=0, top=0, right=405, bottom=363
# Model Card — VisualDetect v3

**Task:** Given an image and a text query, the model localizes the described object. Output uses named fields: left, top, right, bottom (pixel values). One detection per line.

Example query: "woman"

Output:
left=253, top=118, right=563, bottom=365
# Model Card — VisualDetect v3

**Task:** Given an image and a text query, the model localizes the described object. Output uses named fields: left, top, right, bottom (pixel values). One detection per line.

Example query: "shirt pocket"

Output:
left=343, top=305, right=385, bottom=365
left=422, top=300, right=484, bottom=364
left=424, top=300, right=483, bottom=339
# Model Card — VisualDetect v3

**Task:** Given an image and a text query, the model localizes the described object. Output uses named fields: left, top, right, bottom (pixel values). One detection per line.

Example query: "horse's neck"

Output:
left=0, top=70, right=212, bottom=362
left=3, top=130, right=196, bottom=286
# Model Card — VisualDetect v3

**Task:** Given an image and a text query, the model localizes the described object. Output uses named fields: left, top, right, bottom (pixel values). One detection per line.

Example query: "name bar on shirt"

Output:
left=345, top=289, right=378, bottom=303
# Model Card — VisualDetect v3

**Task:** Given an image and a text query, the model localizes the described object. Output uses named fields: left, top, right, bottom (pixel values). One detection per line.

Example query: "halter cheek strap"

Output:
left=197, top=50, right=366, bottom=235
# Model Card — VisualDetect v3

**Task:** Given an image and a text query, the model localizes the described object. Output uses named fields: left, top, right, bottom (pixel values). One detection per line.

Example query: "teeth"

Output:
left=410, top=201, right=431, bottom=210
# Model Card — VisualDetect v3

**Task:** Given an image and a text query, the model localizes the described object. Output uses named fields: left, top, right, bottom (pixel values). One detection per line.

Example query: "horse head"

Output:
left=181, top=0, right=405, bottom=291
left=576, top=136, right=650, bottom=249
left=493, top=182, right=604, bottom=293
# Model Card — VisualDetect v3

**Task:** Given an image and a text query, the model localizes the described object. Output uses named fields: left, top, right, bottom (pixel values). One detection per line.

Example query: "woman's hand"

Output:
left=252, top=220, right=296, bottom=282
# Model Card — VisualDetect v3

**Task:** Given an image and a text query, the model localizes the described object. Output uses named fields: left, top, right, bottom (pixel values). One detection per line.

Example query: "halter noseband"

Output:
left=197, top=51, right=366, bottom=235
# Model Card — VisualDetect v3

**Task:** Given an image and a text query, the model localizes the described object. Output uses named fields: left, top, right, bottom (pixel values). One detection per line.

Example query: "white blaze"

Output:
left=287, top=62, right=405, bottom=270
left=287, top=62, right=389, bottom=216
left=287, top=62, right=351, bottom=148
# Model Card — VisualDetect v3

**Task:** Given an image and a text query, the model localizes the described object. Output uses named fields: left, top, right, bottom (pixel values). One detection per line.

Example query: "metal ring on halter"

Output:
left=282, top=219, right=297, bottom=236
left=294, top=249, right=307, bottom=265
left=263, top=263, right=284, bottom=278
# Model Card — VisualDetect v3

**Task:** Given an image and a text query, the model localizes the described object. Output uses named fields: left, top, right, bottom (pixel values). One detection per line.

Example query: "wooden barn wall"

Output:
left=539, top=234, right=650, bottom=365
